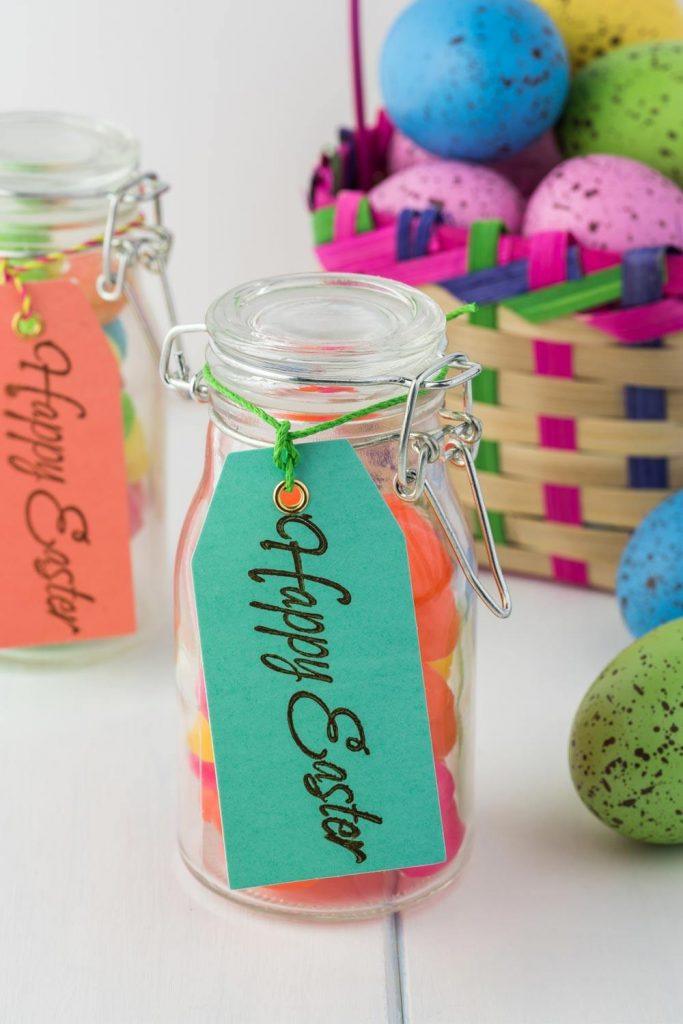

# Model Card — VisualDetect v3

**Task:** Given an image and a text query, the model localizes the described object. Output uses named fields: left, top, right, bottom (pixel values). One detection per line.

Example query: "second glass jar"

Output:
left=0, top=112, right=171, bottom=665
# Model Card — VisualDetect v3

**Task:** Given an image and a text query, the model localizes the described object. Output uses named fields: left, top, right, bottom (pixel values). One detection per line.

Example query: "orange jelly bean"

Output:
left=201, top=786, right=221, bottom=831
left=414, top=582, right=460, bottom=661
left=423, top=664, right=457, bottom=758
left=384, top=492, right=460, bottom=661
left=384, top=492, right=452, bottom=602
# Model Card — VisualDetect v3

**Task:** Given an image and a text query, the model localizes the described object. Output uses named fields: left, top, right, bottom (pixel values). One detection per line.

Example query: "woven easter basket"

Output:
left=309, top=117, right=683, bottom=592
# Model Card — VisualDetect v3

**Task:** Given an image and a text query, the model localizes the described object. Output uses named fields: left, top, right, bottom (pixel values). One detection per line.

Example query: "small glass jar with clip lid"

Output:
left=0, top=111, right=182, bottom=665
left=162, top=272, right=510, bottom=920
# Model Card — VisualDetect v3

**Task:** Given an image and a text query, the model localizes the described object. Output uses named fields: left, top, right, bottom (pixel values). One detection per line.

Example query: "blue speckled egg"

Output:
left=617, top=491, right=683, bottom=637
left=380, top=0, right=570, bottom=162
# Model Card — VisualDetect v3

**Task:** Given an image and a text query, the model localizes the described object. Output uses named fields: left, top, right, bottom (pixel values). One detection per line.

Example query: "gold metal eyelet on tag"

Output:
left=273, top=480, right=309, bottom=514
left=12, top=311, right=44, bottom=339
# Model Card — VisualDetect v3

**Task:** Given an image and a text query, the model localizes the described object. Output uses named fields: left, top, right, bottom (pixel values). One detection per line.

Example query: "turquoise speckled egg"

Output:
left=569, top=618, right=683, bottom=844
left=380, top=0, right=569, bottom=162
left=617, top=491, right=683, bottom=638
left=558, top=41, right=683, bottom=186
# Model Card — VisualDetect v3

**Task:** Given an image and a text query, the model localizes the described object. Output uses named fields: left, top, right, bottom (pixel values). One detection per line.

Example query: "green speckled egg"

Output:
left=569, top=618, right=683, bottom=843
left=558, top=42, right=683, bottom=186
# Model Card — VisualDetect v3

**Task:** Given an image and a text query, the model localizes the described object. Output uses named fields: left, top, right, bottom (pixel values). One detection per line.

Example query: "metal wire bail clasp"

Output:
left=160, top=323, right=209, bottom=401
left=97, top=171, right=188, bottom=381
left=394, top=351, right=511, bottom=619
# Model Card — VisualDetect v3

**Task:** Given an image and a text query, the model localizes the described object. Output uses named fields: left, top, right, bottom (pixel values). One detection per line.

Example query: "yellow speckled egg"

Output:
left=535, top=0, right=683, bottom=69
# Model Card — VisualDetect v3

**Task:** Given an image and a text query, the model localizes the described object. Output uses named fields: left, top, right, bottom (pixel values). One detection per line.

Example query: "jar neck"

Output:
left=207, top=387, right=445, bottom=453
left=201, top=272, right=449, bottom=450
left=0, top=194, right=138, bottom=259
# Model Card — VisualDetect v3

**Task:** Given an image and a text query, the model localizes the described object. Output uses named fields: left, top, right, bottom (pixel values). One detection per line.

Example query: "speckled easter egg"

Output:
left=387, top=130, right=433, bottom=174
left=488, top=130, right=563, bottom=197
left=380, top=0, right=569, bottom=161
left=617, top=492, right=683, bottom=638
left=558, top=42, right=683, bottom=186
left=535, top=0, right=683, bottom=70
left=388, top=128, right=561, bottom=198
left=523, top=155, right=683, bottom=251
left=369, top=161, right=524, bottom=231
left=569, top=618, right=683, bottom=844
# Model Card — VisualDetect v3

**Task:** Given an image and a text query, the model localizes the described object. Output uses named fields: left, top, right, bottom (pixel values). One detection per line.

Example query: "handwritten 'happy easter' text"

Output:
left=4, top=339, right=94, bottom=634
left=248, top=513, right=382, bottom=865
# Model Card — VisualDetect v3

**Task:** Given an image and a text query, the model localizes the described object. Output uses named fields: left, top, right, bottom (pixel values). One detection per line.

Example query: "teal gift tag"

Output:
left=193, top=439, right=445, bottom=890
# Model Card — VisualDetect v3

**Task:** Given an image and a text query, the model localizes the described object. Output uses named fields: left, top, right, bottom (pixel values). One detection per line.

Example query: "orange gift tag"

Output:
left=0, top=280, right=136, bottom=648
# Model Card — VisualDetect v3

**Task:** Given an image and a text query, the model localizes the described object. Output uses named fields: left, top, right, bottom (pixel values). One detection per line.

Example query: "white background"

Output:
left=2, top=3, right=683, bottom=1023
left=2, top=0, right=401, bottom=319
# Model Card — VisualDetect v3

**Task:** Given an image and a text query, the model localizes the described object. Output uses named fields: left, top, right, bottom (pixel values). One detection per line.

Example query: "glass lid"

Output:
left=0, top=111, right=139, bottom=197
left=206, top=273, right=447, bottom=382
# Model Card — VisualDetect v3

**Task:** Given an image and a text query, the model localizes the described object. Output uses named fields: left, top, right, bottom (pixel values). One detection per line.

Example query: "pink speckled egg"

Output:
left=523, top=155, right=683, bottom=251
left=488, top=131, right=562, bottom=198
left=369, top=160, right=524, bottom=231
left=387, top=129, right=433, bottom=173
left=389, top=128, right=561, bottom=199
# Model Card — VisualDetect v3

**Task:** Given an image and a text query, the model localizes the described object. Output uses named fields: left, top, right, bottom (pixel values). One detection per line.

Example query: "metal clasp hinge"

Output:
left=159, top=322, right=209, bottom=400
left=394, top=353, right=511, bottom=619
left=97, top=171, right=188, bottom=382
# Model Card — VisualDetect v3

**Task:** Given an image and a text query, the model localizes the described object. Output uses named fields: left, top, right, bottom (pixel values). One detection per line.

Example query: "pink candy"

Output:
left=402, top=761, right=465, bottom=878
left=127, top=481, right=145, bottom=537
left=189, top=752, right=216, bottom=789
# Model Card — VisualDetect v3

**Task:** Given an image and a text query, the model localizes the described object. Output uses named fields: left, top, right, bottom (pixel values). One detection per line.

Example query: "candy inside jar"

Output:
left=167, top=273, right=509, bottom=919
left=186, top=489, right=469, bottom=911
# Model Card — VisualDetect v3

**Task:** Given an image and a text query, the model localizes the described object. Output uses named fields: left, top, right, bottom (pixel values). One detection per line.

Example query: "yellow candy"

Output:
left=124, top=417, right=149, bottom=484
left=107, top=338, right=122, bottom=367
left=187, top=714, right=214, bottom=764
left=536, top=0, right=683, bottom=69
left=429, top=651, right=454, bottom=681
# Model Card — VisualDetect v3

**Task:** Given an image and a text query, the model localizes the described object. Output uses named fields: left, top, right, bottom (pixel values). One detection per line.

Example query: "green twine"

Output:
left=202, top=303, right=477, bottom=491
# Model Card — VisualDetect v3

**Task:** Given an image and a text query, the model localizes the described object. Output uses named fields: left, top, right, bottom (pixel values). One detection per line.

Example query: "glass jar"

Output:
left=164, top=273, right=509, bottom=919
left=0, top=111, right=178, bottom=666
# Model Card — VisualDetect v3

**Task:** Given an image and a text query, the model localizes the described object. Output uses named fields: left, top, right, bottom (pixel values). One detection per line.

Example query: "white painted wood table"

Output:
left=2, top=398, right=682, bottom=1024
